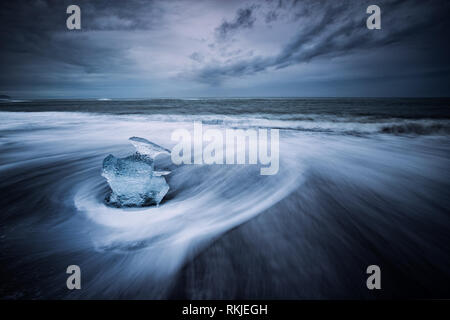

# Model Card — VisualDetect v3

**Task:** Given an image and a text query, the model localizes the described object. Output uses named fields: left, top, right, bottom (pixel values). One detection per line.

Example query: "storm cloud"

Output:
left=0, top=0, right=449, bottom=98
left=215, top=5, right=257, bottom=40
left=194, top=0, right=450, bottom=85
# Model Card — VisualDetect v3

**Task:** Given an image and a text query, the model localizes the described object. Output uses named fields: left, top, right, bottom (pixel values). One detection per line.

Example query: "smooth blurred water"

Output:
left=0, top=98, right=449, bottom=299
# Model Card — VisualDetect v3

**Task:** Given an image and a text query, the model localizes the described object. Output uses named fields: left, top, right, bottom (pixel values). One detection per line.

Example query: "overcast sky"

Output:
left=1, top=0, right=449, bottom=98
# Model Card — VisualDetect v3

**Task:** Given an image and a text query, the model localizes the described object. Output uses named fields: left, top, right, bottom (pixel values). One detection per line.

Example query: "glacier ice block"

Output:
left=102, top=137, right=171, bottom=207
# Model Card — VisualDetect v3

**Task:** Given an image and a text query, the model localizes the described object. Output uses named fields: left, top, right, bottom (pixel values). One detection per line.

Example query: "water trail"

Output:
left=0, top=111, right=449, bottom=298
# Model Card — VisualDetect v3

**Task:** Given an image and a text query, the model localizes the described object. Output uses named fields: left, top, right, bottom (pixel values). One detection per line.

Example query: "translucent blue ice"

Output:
left=102, top=137, right=170, bottom=207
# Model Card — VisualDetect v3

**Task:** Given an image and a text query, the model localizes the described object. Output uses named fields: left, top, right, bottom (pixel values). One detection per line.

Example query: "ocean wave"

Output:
left=379, top=122, right=450, bottom=135
left=121, top=113, right=450, bottom=136
left=1, top=111, right=449, bottom=298
left=1, top=111, right=449, bottom=137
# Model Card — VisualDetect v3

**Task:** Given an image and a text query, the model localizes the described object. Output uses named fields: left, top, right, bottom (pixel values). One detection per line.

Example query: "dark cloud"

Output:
left=189, top=52, right=204, bottom=63
left=215, top=5, right=257, bottom=40
left=265, top=10, right=278, bottom=24
left=0, top=0, right=164, bottom=91
left=0, top=0, right=449, bottom=97
left=194, top=0, right=450, bottom=85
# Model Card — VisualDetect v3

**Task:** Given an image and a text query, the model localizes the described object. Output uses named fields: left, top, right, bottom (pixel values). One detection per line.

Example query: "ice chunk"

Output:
left=153, top=170, right=171, bottom=176
left=102, top=138, right=171, bottom=207
left=129, top=136, right=171, bottom=159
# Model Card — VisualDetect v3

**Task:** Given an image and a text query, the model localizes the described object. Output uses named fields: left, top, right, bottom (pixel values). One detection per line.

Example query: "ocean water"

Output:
left=0, top=98, right=449, bottom=299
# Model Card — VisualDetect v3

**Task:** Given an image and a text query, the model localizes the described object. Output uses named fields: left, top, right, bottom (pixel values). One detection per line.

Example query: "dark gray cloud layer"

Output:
left=0, top=0, right=449, bottom=97
left=196, top=0, right=450, bottom=85
left=0, top=0, right=158, bottom=90
left=215, top=5, right=257, bottom=40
